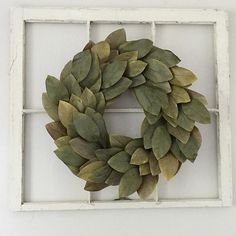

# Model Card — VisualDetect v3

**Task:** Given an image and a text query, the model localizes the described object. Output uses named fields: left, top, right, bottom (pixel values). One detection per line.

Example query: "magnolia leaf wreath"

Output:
left=42, top=28, right=211, bottom=200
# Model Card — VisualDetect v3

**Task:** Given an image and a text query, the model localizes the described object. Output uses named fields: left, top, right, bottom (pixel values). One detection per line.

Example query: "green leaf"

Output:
left=170, top=141, right=187, bottom=163
left=149, top=151, right=161, bottom=176
left=167, top=123, right=190, bottom=144
left=162, top=97, right=178, bottom=119
left=46, top=75, right=69, bottom=103
left=105, top=170, right=122, bottom=186
left=187, top=89, right=208, bottom=106
left=95, top=147, right=122, bottom=161
left=54, top=145, right=86, bottom=167
left=81, top=88, right=97, bottom=109
left=72, top=50, right=92, bottom=82
left=105, top=28, right=126, bottom=49
left=119, top=168, right=142, bottom=198
left=146, top=81, right=172, bottom=93
left=170, top=66, right=197, bottom=87
left=83, top=40, right=95, bottom=51
left=108, top=151, right=133, bottom=173
left=110, top=135, right=132, bottom=148
left=125, top=138, right=143, bottom=155
left=144, top=111, right=161, bottom=125
left=171, top=86, right=190, bottom=103
left=114, top=51, right=138, bottom=62
left=62, top=74, right=81, bottom=96
left=73, top=112, right=100, bottom=143
left=119, top=39, right=153, bottom=59
left=69, top=94, right=85, bottom=112
left=143, top=123, right=156, bottom=149
left=108, top=50, right=119, bottom=61
left=102, top=60, right=127, bottom=88
left=60, top=60, right=72, bottom=81
left=54, top=136, right=71, bottom=148
left=141, top=118, right=150, bottom=136
left=130, top=74, right=146, bottom=88
left=91, top=41, right=110, bottom=63
left=103, top=77, right=132, bottom=100
left=45, top=121, right=67, bottom=140
left=89, top=74, right=102, bottom=93
left=84, top=182, right=108, bottom=191
left=159, top=153, right=180, bottom=180
left=125, top=60, right=147, bottom=77
left=182, top=99, right=211, bottom=124
left=42, top=93, right=59, bottom=121
left=78, top=160, right=111, bottom=183
left=130, top=148, right=149, bottom=165
left=177, top=126, right=202, bottom=162
left=139, top=163, right=151, bottom=176
left=143, top=59, right=173, bottom=83
left=162, top=113, right=178, bottom=128
left=152, top=125, right=172, bottom=160
left=137, top=174, right=159, bottom=199
left=177, top=109, right=195, bottom=131
left=58, top=101, right=78, bottom=129
left=95, top=92, right=106, bottom=114
left=70, top=137, right=101, bottom=160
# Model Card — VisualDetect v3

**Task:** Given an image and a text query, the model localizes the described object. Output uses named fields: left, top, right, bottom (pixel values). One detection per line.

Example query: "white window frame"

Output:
left=10, top=7, right=232, bottom=211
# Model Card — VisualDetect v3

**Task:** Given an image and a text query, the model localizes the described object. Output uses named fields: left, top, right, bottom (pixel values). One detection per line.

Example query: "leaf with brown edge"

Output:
left=84, top=182, right=108, bottom=191
left=108, top=151, right=133, bottom=173
left=70, top=137, right=100, bottom=160
left=95, top=147, right=122, bottom=161
left=119, top=168, right=142, bottom=198
left=105, top=28, right=126, bottom=49
left=137, top=174, right=159, bottom=199
left=171, top=86, right=190, bottom=104
left=139, top=163, right=151, bottom=176
left=159, top=153, right=180, bottom=180
left=81, top=88, right=97, bottom=109
left=125, top=138, right=143, bottom=155
left=110, top=135, right=132, bottom=148
left=114, top=51, right=138, bottom=62
left=170, top=66, right=197, bottom=87
left=42, top=93, right=59, bottom=121
left=125, top=60, right=147, bottom=77
left=177, top=126, right=202, bottom=162
left=152, top=125, right=172, bottom=160
left=91, top=41, right=110, bottom=63
left=105, top=170, right=122, bottom=186
left=130, top=148, right=149, bottom=165
left=54, top=136, right=71, bottom=148
left=46, top=121, right=67, bottom=140
left=162, top=97, right=178, bottom=119
left=130, top=74, right=146, bottom=88
left=149, top=151, right=161, bottom=176
left=72, top=50, right=92, bottom=82
left=167, top=123, right=190, bottom=144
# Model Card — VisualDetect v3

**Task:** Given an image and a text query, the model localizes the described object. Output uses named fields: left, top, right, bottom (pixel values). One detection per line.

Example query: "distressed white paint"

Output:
left=10, top=7, right=232, bottom=211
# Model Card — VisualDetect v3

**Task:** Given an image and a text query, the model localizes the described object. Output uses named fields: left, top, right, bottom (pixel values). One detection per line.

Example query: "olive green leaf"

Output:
left=139, top=163, right=151, bottom=176
left=152, top=125, right=172, bottom=160
left=91, top=41, right=110, bottom=63
left=143, top=59, right=173, bottom=83
left=54, top=136, right=71, bottom=148
left=54, top=145, right=86, bottom=167
left=108, top=151, right=133, bottom=173
left=170, top=66, right=197, bottom=87
left=102, top=60, right=127, bottom=88
left=45, top=121, right=67, bottom=140
left=110, top=135, right=132, bottom=148
left=105, top=28, right=126, bottom=49
left=119, top=168, right=142, bottom=198
left=144, top=111, right=161, bottom=125
left=105, top=170, right=122, bottom=186
left=141, top=118, right=149, bottom=136
left=146, top=81, right=172, bottom=93
left=130, top=148, right=149, bottom=165
left=62, top=74, right=81, bottom=96
left=89, top=74, right=102, bottom=94
left=187, top=89, right=208, bottom=106
left=143, top=123, right=156, bottom=149
left=182, top=99, right=211, bottom=124
left=170, top=141, right=187, bottom=163
left=95, top=92, right=106, bottom=114
left=171, top=86, right=191, bottom=104
left=81, top=87, right=97, bottom=109
left=72, top=50, right=92, bottom=82
left=70, top=137, right=100, bottom=159
left=80, top=51, right=100, bottom=88
left=177, top=109, right=195, bottom=131
left=119, top=39, right=153, bottom=59
left=83, top=40, right=95, bottom=51
left=162, top=113, right=178, bottom=128
left=46, top=75, right=69, bottom=103
left=67, top=165, right=81, bottom=175
left=114, top=51, right=138, bottom=62
left=108, top=50, right=119, bottom=61
left=130, top=74, right=146, bottom=88
left=42, top=93, right=59, bottom=121
left=60, top=60, right=72, bottom=81
left=95, top=147, right=122, bottom=161
left=69, top=94, right=85, bottom=112
left=84, top=182, right=108, bottom=191
left=73, top=112, right=100, bottom=143
left=78, top=160, right=112, bottom=183
left=103, top=77, right=132, bottom=101
left=177, top=126, right=202, bottom=162
left=58, top=101, right=78, bottom=129
left=167, top=123, right=190, bottom=144
left=125, top=60, right=147, bottom=77
left=149, top=151, right=161, bottom=176
left=162, top=97, right=178, bottom=119
left=144, top=46, right=180, bottom=67
left=134, top=85, right=168, bottom=115
left=159, top=153, right=180, bottom=180
left=125, top=138, right=143, bottom=155
left=137, top=174, right=159, bottom=199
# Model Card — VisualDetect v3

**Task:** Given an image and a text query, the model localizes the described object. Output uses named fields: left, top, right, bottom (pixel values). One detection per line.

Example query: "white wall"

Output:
left=0, top=0, right=236, bottom=236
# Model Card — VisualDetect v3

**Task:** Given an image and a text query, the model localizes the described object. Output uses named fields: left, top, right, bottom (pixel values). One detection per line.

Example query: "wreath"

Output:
left=42, top=29, right=210, bottom=200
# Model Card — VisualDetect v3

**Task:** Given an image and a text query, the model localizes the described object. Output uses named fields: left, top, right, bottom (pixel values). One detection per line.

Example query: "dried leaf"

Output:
left=81, top=88, right=97, bottom=109
left=162, top=113, right=178, bottom=128
left=60, top=60, right=72, bottom=81
left=130, top=74, right=146, bottom=88
left=108, top=50, right=119, bottom=61
left=167, top=123, right=190, bottom=144
left=170, top=141, right=187, bottom=163
left=143, top=124, right=156, bottom=149
left=125, top=138, right=143, bottom=155
left=144, top=111, right=160, bottom=125
left=141, top=118, right=149, bottom=136
left=114, top=51, right=138, bottom=61
left=177, top=109, right=195, bottom=131
left=110, top=135, right=132, bottom=148
left=95, top=92, right=106, bottom=114
left=139, top=163, right=151, bottom=176
left=125, top=60, right=147, bottom=77
left=149, top=151, right=161, bottom=176
left=42, top=93, right=59, bottom=121
left=171, top=86, right=190, bottom=104
left=91, top=41, right=110, bottom=63
left=95, top=147, right=122, bottom=161
left=83, top=40, right=95, bottom=51
left=54, top=136, right=71, bottom=147
left=105, top=170, right=122, bottom=186
left=62, top=74, right=81, bottom=96
left=105, top=28, right=126, bottom=49
left=46, top=121, right=67, bottom=140
left=162, top=97, right=178, bottom=119
left=130, top=148, right=149, bottom=165
left=70, top=94, right=85, bottom=112
left=187, top=89, right=208, bottom=106
left=84, top=182, right=108, bottom=191
left=146, top=81, right=172, bottom=93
